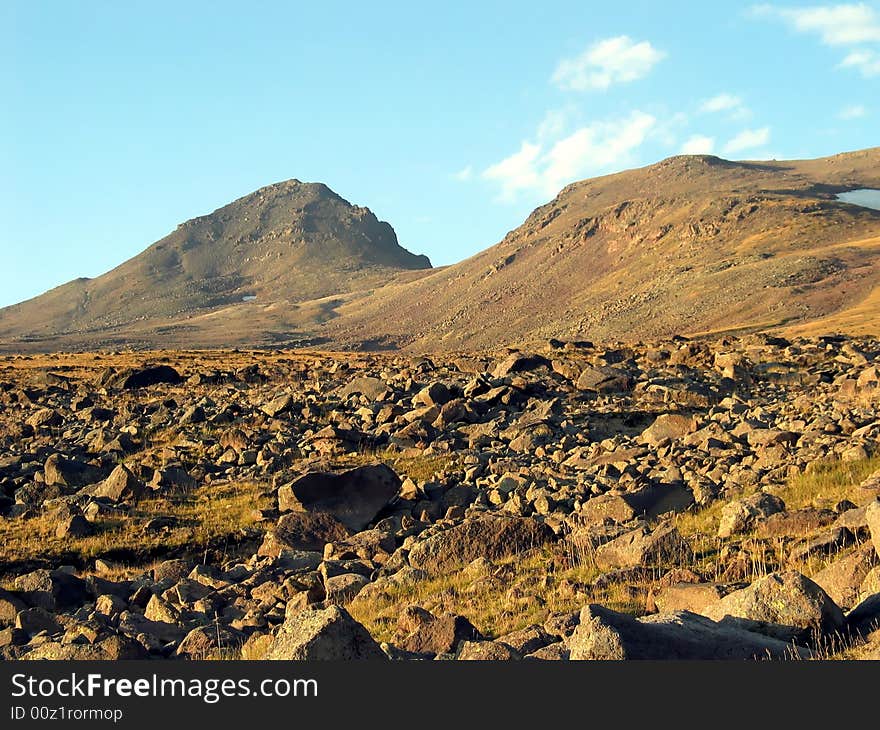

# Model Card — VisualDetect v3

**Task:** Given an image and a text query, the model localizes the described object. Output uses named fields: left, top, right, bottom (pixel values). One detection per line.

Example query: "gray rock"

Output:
left=717, top=492, right=785, bottom=538
left=93, top=464, right=145, bottom=502
left=594, top=522, right=690, bottom=570
left=267, top=605, right=386, bottom=660
left=569, top=604, right=809, bottom=660
left=702, top=571, right=845, bottom=642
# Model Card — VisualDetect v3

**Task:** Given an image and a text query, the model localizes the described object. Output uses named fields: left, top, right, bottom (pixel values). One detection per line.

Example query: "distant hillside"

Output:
left=327, top=148, right=880, bottom=350
left=2, top=149, right=879, bottom=353
left=0, top=180, right=431, bottom=350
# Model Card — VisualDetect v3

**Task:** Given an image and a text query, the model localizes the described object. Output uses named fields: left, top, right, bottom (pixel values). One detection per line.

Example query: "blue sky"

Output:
left=1, top=1, right=878, bottom=308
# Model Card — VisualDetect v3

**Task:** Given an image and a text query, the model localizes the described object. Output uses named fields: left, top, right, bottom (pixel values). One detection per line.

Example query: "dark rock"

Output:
left=492, top=353, right=551, bottom=378
left=258, top=512, right=351, bottom=556
left=115, top=365, right=183, bottom=390
left=408, top=515, right=555, bottom=575
left=277, top=464, right=400, bottom=532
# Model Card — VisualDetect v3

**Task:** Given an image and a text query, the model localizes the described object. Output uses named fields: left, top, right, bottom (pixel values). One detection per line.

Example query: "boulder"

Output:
left=266, top=605, right=386, bottom=660
left=846, top=593, right=880, bottom=636
left=594, top=522, right=690, bottom=571
left=0, top=590, right=28, bottom=627
left=568, top=604, right=810, bottom=660
left=338, top=377, right=390, bottom=401
left=43, top=454, right=103, bottom=488
left=639, top=414, right=698, bottom=446
left=496, top=624, right=556, bottom=656
left=393, top=606, right=483, bottom=656
left=702, top=571, right=845, bottom=642
left=56, top=513, right=94, bottom=539
left=261, top=394, right=293, bottom=418
left=717, top=492, right=785, bottom=538
left=492, top=353, right=550, bottom=378
left=576, top=366, right=631, bottom=393
left=15, top=607, right=62, bottom=636
left=577, top=483, right=693, bottom=525
left=456, top=640, right=520, bottom=660
left=175, top=625, right=244, bottom=659
left=408, top=515, right=555, bottom=575
left=93, top=464, right=145, bottom=502
left=650, top=582, right=740, bottom=615
left=277, top=464, right=400, bottom=532
left=114, top=365, right=183, bottom=390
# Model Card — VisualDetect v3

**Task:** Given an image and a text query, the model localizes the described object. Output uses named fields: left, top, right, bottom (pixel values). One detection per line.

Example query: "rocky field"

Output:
left=2, top=334, right=880, bottom=660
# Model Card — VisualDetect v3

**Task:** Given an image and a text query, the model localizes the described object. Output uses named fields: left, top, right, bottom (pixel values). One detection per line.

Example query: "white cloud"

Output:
left=753, top=4, right=880, bottom=77
left=551, top=36, right=665, bottom=91
left=680, top=135, right=716, bottom=155
left=840, top=48, right=880, bottom=75
left=482, top=142, right=542, bottom=199
left=483, top=111, right=657, bottom=201
left=452, top=165, right=474, bottom=181
left=723, top=127, right=771, bottom=154
left=752, top=3, right=880, bottom=45
left=700, top=93, right=743, bottom=113
left=699, top=92, right=751, bottom=120
left=536, top=109, right=569, bottom=141
left=839, top=103, right=868, bottom=118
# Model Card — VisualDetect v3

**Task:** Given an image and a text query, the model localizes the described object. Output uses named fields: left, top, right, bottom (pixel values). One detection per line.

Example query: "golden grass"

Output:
left=0, top=480, right=271, bottom=579
left=334, top=447, right=456, bottom=483
left=769, top=457, right=880, bottom=511
left=348, top=545, right=653, bottom=644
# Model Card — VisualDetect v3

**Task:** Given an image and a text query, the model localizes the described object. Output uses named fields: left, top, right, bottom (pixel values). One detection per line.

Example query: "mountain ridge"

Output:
left=2, top=148, right=879, bottom=352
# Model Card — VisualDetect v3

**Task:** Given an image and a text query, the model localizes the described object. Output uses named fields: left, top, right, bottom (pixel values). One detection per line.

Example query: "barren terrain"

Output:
left=2, top=335, right=880, bottom=659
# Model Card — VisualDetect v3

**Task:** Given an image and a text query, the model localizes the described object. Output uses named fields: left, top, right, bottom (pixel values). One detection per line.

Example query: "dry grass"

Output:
left=769, top=457, right=880, bottom=511
left=0, top=480, right=271, bottom=581
left=334, top=447, right=456, bottom=483
left=349, top=545, right=652, bottom=644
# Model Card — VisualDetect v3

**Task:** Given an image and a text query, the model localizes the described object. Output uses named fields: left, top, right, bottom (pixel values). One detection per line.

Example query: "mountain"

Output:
left=326, top=148, right=880, bottom=350
left=2, top=148, right=880, bottom=353
left=0, top=180, right=431, bottom=350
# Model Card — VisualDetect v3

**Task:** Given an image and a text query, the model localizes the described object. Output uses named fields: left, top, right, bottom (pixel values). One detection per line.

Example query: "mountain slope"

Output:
left=0, top=180, right=430, bottom=349
left=326, top=148, right=880, bottom=350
